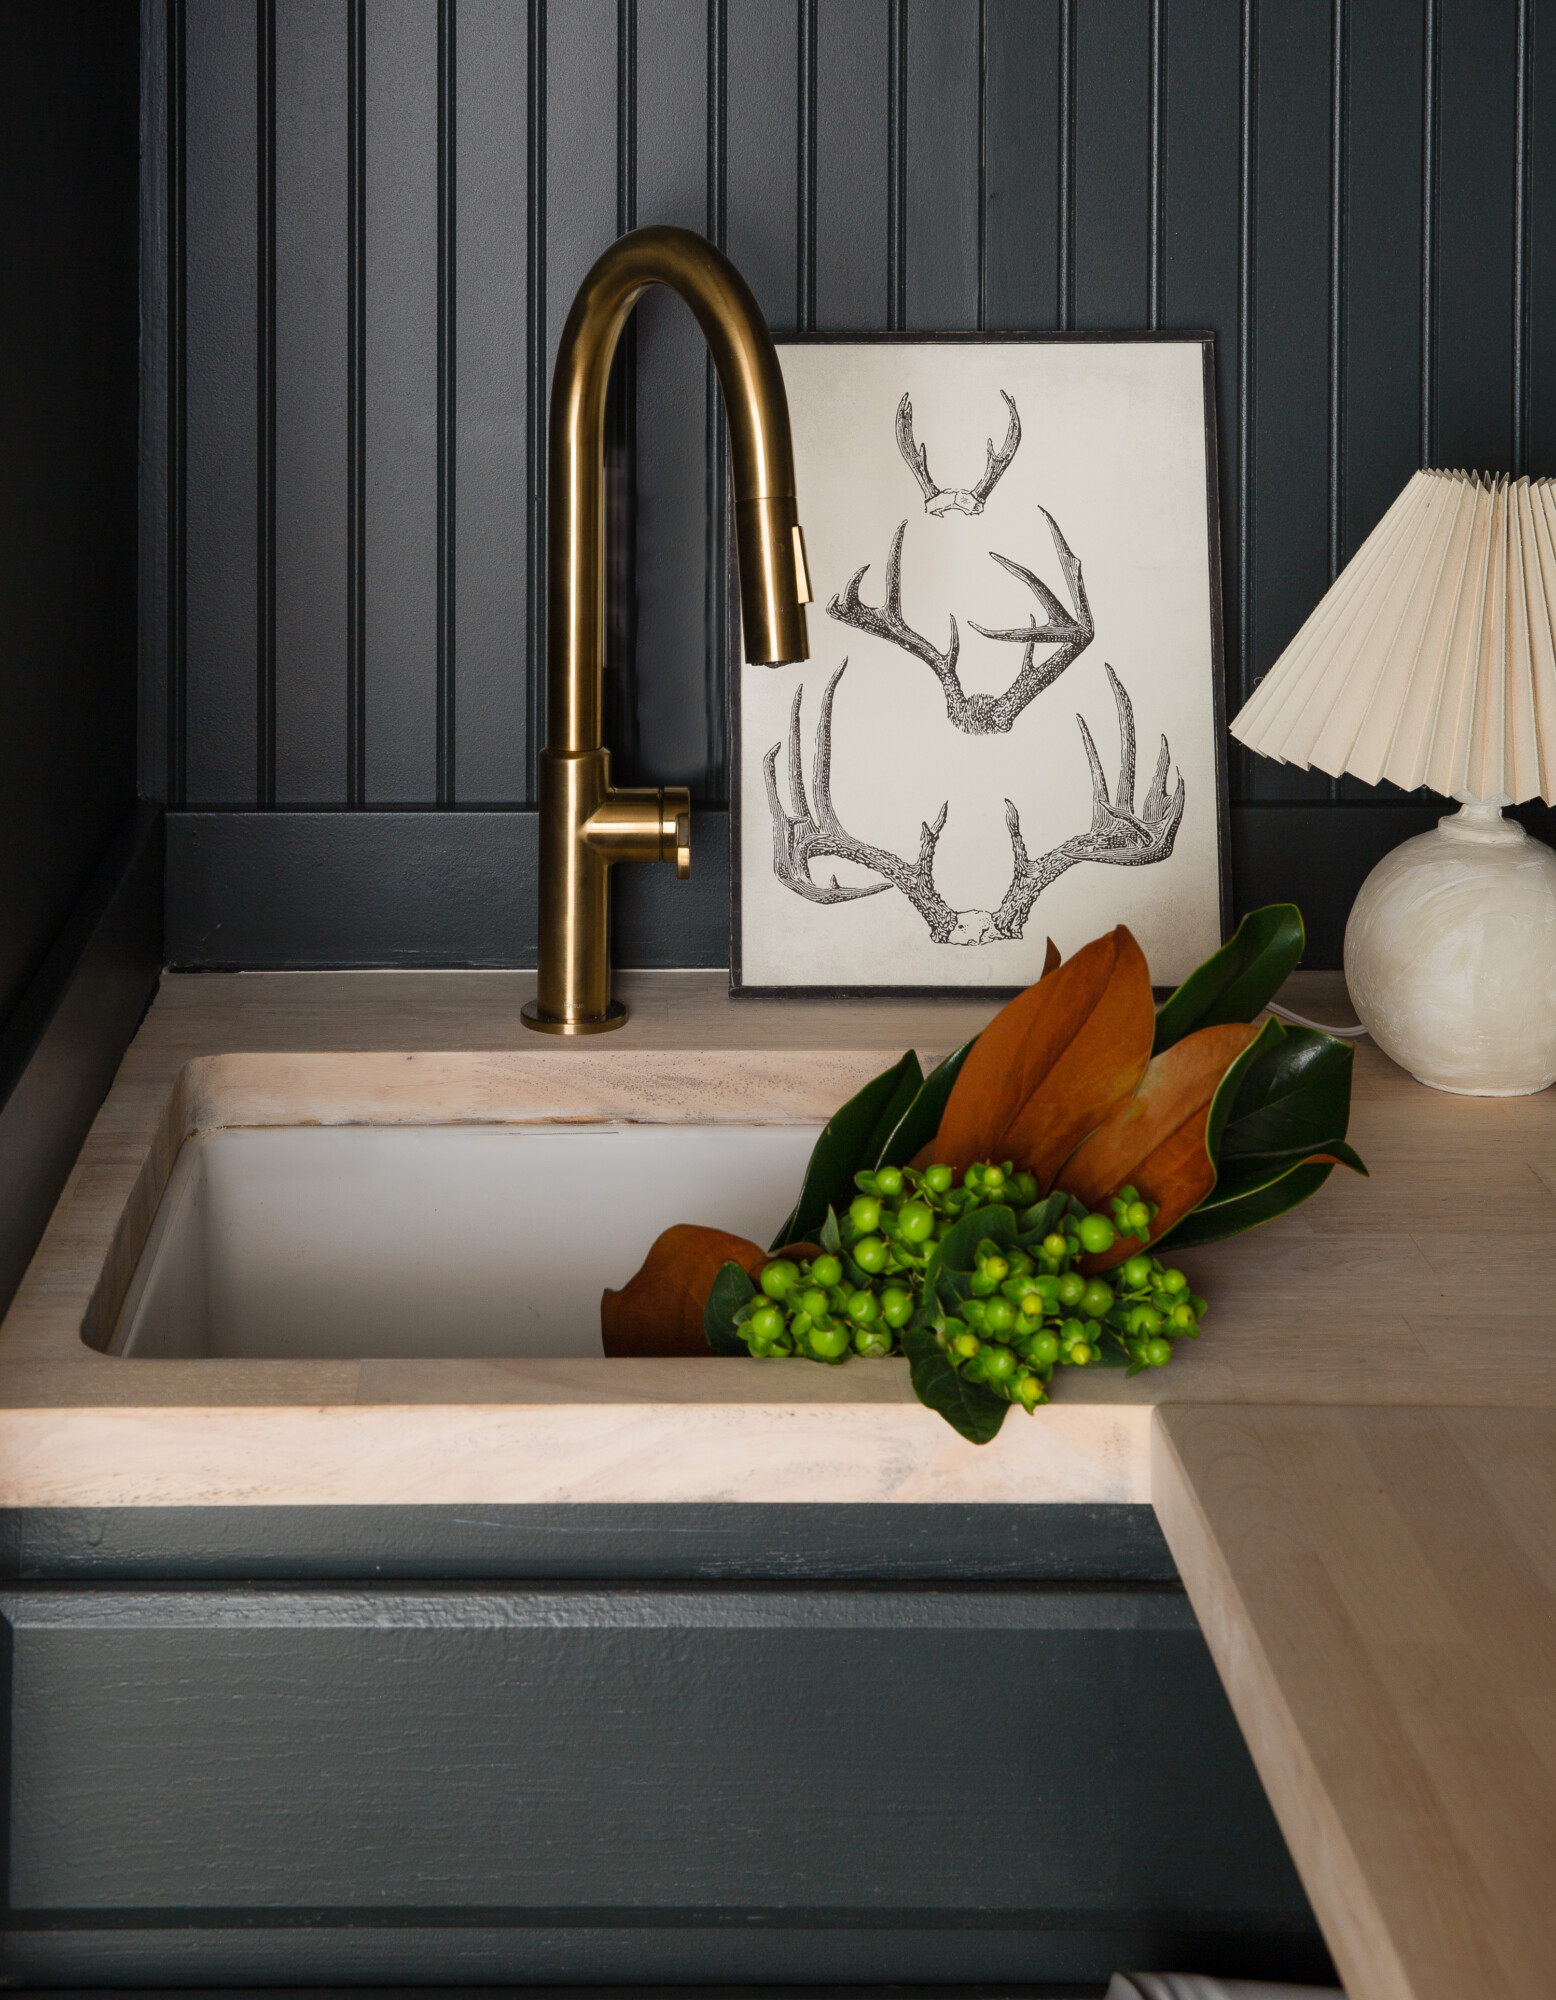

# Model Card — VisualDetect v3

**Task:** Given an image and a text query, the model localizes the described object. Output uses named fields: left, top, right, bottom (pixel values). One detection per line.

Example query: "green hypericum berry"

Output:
left=1077, top=1213, right=1116, bottom=1254
left=849, top=1194, right=882, bottom=1234
left=1170, top=1301, right=1198, bottom=1330
left=880, top=1286, right=913, bottom=1327
left=874, top=1164, right=904, bottom=1199
left=898, top=1200, right=935, bottom=1243
left=1122, top=1254, right=1152, bottom=1290
left=760, top=1259, right=800, bottom=1299
left=1079, top=1279, right=1114, bottom=1317
left=1145, top=1336, right=1173, bottom=1367
left=1161, top=1266, right=1189, bottom=1294
left=1009, top=1171, right=1039, bottom=1207
left=982, top=1164, right=1007, bottom=1192
left=1056, top=1272, right=1087, bottom=1308
left=854, top=1235, right=888, bottom=1273
left=1041, top=1232, right=1069, bottom=1261
left=1029, top=1330, right=1061, bottom=1365
left=1014, top=1374, right=1044, bottom=1410
left=952, top=1331, right=981, bottom=1359
left=924, top=1163, right=954, bottom=1194
left=799, top=1286, right=829, bottom=1320
left=982, top=1343, right=1017, bottom=1381
left=981, top=1253, right=1010, bottom=1285
left=1127, top=1200, right=1153, bottom=1234
left=810, top=1253, right=843, bottom=1288
left=847, top=1289, right=879, bottom=1325
left=809, top=1324, right=850, bottom=1361
left=854, top=1327, right=892, bottom=1358
left=748, top=1303, right=784, bottom=1343
left=1068, top=1341, right=1094, bottom=1365
left=984, top=1297, right=1016, bottom=1335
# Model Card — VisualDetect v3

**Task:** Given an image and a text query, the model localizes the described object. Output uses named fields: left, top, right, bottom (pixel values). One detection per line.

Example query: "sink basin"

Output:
left=111, top=1122, right=822, bottom=1361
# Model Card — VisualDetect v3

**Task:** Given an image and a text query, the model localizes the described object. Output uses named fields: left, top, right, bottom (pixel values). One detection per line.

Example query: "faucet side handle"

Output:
left=582, top=786, right=692, bottom=879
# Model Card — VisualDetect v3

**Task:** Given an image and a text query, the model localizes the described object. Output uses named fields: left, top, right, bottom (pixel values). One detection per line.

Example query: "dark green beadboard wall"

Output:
left=143, top=0, right=1556, bottom=968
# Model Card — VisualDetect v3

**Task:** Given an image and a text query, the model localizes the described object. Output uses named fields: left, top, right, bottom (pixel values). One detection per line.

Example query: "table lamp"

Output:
left=1231, top=469, right=1556, bottom=1096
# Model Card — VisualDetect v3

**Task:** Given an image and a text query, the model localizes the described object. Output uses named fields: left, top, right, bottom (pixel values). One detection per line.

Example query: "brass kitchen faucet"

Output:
left=522, top=226, right=811, bottom=1035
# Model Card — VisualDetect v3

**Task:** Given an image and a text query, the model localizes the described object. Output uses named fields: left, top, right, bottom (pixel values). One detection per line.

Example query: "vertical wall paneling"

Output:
left=453, top=0, right=529, bottom=803
left=903, top=0, right=980, bottom=332
left=140, top=0, right=175, bottom=807
left=813, top=0, right=889, bottom=330
left=363, top=0, right=439, bottom=803
left=437, top=0, right=456, bottom=801
left=632, top=0, right=715, bottom=796
left=157, top=0, right=1556, bottom=966
left=1073, top=0, right=1151, bottom=329
left=726, top=0, right=798, bottom=330
left=1531, top=0, right=1556, bottom=471
left=272, top=0, right=349, bottom=804
left=1434, top=0, right=1518, bottom=469
left=1339, top=0, right=1423, bottom=562
left=983, top=1, right=1060, bottom=332
left=182, top=0, right=258, bottom=805
left=1246, top=1, right=1331, bottom=802
left=1159, top=0, right=1240, bottom=764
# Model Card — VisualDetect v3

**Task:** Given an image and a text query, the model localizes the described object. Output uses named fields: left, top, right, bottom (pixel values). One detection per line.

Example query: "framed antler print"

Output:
left=730, top=332, right=1230, bottom=996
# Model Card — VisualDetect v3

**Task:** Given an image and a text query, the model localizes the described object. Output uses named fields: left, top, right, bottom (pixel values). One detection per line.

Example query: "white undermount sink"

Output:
left=111, top=1122, right=822, bottom=1361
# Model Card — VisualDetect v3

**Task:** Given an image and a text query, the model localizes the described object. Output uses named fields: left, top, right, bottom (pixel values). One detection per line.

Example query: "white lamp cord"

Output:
left=1266, top=1001, right=1368, bottom=1040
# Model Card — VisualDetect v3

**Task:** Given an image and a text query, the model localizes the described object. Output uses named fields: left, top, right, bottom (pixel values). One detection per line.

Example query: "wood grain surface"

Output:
left=1154, top=1404, right=1556, bottom=2000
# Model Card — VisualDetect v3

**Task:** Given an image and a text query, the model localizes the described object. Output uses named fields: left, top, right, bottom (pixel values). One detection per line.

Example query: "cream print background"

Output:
left=737, top=340, right=1224, bottom=989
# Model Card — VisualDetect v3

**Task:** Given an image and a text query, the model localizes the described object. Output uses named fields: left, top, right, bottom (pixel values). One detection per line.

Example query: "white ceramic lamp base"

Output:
left=1343, top=797, right=1556, bottom=1096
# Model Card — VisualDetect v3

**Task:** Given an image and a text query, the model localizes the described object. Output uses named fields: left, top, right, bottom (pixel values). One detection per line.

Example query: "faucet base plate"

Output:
left=521, top=998, right=629, bottom=1036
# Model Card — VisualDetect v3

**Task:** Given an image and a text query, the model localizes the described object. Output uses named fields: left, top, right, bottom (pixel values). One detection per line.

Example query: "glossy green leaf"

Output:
left=1159, top=1159, right=1335, bottom=1249
left=925, top=1202, right=1019, bottom=1307
left=875, top=1036, right=977, bottom=1169
left=773, top=1050, right=924, bottom=1249
left=1152, top=904, right=1305, bottom=1054
left=1215, top=1025, right=1367, bottom=1180
left=703, top=1260, right=757, bottom=1355
left=1205, top=1016, right=1287, bottom=1168
left=905, top=1348, right=1010, bottom=1446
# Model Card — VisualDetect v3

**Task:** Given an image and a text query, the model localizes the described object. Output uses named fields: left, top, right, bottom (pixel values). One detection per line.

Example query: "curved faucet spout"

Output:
left=548, top=225, right=811, bottom=755
left=524, top=226, right=812, bottom=1036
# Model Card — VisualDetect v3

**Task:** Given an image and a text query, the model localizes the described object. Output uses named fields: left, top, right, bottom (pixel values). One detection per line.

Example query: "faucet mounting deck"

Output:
left=522, top=227, right=811, bottom=1035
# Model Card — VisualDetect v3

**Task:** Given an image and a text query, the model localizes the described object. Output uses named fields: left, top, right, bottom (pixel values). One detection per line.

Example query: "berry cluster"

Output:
left=732, top=1162, right=1206, bottom=1407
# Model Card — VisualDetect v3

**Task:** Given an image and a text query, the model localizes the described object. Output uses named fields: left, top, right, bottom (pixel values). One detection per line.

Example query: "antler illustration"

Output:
left=993, top=665, right=1186, bottom=938
left=827, top=508, right=1094, bottom=735
left=896, top=390, right=1021, bottom=516
left=764, top=663, right=968, bottom=944
left=765, top=662, right=1184, bottom=946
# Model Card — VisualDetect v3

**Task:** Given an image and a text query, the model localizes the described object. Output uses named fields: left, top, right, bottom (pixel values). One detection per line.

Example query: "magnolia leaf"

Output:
left=602, top=1224, right=770, bottom=1357
left=704, top=1261, right=757, bottom=1355
left=1042, top=936, right=1061, bottom=977
left=878, top=1036, right=976, bottom=1171
left=1152, top=904, right=1305, bottom=1054
left=1057, top=1021, right=1262, bottom=1264
left=1216, top=1025, right=1367, bottom=1178
left=773, top=1050, right=924, bottom=1249
left=933, top=926, right=1155, bottom=1186
left=1205, top=1015, right=1287, bottom=1168
left=1160, top=1158, right=1336, bottom=1249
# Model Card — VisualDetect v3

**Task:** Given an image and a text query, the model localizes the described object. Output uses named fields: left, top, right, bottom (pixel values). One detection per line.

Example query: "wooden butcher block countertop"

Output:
left=2, top=966, right=1554, bottom=2000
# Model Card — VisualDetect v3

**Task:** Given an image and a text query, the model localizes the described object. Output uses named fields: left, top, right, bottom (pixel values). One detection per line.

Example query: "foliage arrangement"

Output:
left=601, top=905, right=1366, bottom=1442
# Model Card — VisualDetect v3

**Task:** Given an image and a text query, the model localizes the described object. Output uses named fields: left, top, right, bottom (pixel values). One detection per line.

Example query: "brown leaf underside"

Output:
left=932, top=926, right=1156, bottom=1187
left=601, top=1226, right=820, bottom=1357
left=1060, top=1021, right=1261, bottom=1268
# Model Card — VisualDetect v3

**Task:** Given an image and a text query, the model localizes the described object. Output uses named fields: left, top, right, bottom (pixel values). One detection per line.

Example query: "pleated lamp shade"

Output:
left=1230, top=469, right=1556, bottom=805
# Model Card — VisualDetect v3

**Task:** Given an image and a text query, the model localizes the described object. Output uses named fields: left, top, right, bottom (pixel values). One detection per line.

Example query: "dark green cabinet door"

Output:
left=0, top=1581, right=1328, bottom=1987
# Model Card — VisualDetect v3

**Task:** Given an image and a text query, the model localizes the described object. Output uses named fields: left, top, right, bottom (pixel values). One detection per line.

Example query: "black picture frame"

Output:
left=729, top=329, right=1231, bottom=1000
